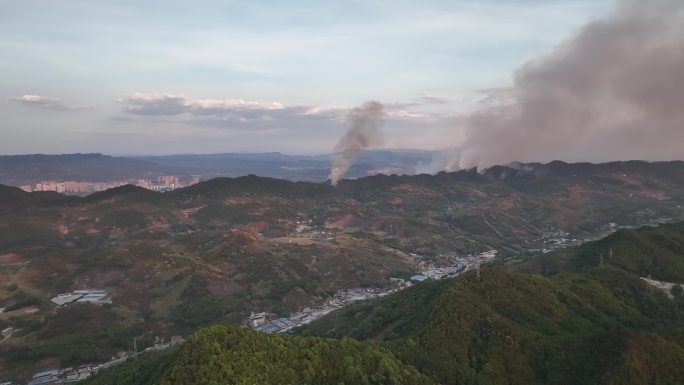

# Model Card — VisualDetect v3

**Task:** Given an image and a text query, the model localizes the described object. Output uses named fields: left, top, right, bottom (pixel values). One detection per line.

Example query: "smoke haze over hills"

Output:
left=329, top=101, right=385, bottom=184
left=451, top=0, right=684, bottom=170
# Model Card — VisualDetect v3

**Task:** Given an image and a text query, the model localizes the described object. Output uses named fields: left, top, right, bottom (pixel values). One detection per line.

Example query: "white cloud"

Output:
left=8, top=95, right=93, bottom=110
left=120, top=92, right=467, bottom=124
left=114, top=92, right=471, bottom=154
left=118, top=93, right=348, bottom=130
left=119, top=93, right=186, bottom=115
left=122, top=93, right=323, bottom=115
left=117, top=92, right=473, bottom=138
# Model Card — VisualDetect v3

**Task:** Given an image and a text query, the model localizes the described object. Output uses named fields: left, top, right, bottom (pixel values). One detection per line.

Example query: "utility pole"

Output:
left=134, top=337, right=137, bottom=357
left=599, top=253, right=604, bottom=268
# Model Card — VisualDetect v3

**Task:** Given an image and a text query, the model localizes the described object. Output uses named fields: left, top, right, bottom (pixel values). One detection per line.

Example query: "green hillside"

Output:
left=509, top=221, right=684, bottom=282
left=312, top=268, right=684, bottom=385
left=297, top=278, right=451, bottom=341
left=84, top=326, right=433, bottom=385
left=80, top=216, right=684, bottom=385
left=81, top=348, right=178, bottom=385
left=392, top=268, right=684, bottom=385
left=86, top=267, right=684, bottom=385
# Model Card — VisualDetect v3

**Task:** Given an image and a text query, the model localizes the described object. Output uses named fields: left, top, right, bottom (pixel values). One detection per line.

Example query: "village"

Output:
left=0, top=290, right=115, bottom=363
left=22, top=336, right=185, bottom=385
left=244, top=249, right=498, bottom=334
left=7, top=238, right=499, bottom=384
left=0, top=290, right=184, bottom=385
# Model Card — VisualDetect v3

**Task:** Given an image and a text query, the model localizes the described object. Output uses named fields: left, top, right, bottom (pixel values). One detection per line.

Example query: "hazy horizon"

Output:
left=1, top=0, right=614, bottom=157
left=3, top=0, right=683, bottom=173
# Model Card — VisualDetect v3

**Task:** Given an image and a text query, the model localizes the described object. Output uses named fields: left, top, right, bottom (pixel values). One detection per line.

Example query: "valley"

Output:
left=80, top=219, right=684, bottom=385
left=1, top=161, right=684, bottom=383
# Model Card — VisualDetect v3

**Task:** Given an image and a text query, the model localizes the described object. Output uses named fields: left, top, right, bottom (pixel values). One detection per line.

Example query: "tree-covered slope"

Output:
left=297, top=278, right=451, bottom=341
left=84, top=326, right=433, bottom=385
left=222, top=220, right=684, bottom=384
left=300, top=268, right=684, bottom=385
left=81, top=348, right=178, bottom=385
left=89, top=267, right=684, bottom=385
left=397, top=268, right=684, bottom=385
left=509, top=221, right=684, bottom=281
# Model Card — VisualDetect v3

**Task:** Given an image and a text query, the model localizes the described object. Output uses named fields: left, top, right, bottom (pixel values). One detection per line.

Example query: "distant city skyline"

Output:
left=18, top=175, right=201, bottom=195
left=1, top=0, right=613, bottom=156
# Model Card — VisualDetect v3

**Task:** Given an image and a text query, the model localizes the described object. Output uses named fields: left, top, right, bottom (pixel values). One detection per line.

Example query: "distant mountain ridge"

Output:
left=488, top=160, right=684, bottom=180
left=0, top=150, right=439, bottom=185
left=3, top=158, right=684, bottom=201
left=0, top=153, right=178, bottom=185
left=3, top=150, right=684, bottom=188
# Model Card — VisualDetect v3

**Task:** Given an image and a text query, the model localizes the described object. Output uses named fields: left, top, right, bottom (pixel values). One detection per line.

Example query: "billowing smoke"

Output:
left=329, top=101, right=385, bottom=184
left=455, top=0, right=684, bottom=170
left=415, top=148, right=462, bottom=174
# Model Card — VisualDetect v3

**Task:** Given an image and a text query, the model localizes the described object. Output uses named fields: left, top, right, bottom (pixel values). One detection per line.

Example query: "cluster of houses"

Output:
left=290, top=220, right=335, bottom=241
left=50, top=290, right=111, bottom=307
left=22, top=336, right=185, bottom=385
left=539, top=230, right=580, bottom=253
left=11, top=249, right=502, bottom=384
left=246, top=287, right=395, bottom=334
left=295, top=223, right=312, bottom=233
left=408, top=250, right=498, bottom=282
left=27, top=365, right=93, bottom=385
left=245, top=249, right=500, bottom=334
left=247, top=314, right=298, bottom=334
left=522, top=229, right=586, bottom=254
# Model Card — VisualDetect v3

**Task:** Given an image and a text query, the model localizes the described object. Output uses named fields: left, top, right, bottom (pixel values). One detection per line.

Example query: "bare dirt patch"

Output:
left=0, top=253, right=27, bottom=266
left=0, top=306, right=40, bottom=320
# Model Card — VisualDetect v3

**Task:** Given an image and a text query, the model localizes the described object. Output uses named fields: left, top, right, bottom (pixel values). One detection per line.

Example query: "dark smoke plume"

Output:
left=330, top=101, right=385, bottom=184
left=456, top=0, right=684, bottom=170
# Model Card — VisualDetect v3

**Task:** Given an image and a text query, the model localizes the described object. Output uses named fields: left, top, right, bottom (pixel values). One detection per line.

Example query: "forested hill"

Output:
left=87, top=267, right=684, bottom=385
left=386, top=268, right=684, bottom=385
left=297, top=267, right=684, bottom=385
left=509, top=221, right=684, bottom=281
left=84, top=326, right=433, bottom=385
left=294, top=222, right=684, bottom=384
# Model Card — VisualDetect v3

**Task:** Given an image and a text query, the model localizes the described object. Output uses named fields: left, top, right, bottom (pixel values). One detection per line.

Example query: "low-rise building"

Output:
left=75, top=292, right=110, bottom=304
left=1, top=327, right=15, bottom=338
left=51, top=290, right=111, bottom=307
left=170, top=335, right=185, bottom=345
left=247, top=312, right=268, bottom=328
left=50, top=293, right=83, bottom=306
left=27, top=369, right=59, bottom=385
left=271, top=318, right=297, bottom=332
left=410, top=274, right=428, bottom=282
left=256, top=323, right=282, bottom=334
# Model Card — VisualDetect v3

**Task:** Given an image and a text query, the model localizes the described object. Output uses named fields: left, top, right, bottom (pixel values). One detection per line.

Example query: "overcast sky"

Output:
left=0, top=0, right=612, bottom=155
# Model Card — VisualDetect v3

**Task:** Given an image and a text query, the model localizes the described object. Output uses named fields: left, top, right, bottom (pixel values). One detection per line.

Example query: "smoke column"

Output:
left=455, top=0, right=684, bottom=170
left=329, top=101, right=385, bottom=185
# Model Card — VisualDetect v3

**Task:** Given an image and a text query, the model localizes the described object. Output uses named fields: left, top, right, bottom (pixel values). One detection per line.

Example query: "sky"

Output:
left=0, top=0, right=614, bottom=156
